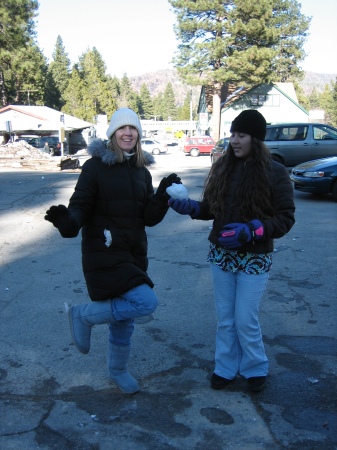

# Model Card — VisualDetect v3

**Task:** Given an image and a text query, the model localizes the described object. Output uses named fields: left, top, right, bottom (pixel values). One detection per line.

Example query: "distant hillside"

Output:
left=301, top=71, right=336, bottom=95
left=130, top=69, right=200, bottom=106
left=130, top=69, right=336, bottom=101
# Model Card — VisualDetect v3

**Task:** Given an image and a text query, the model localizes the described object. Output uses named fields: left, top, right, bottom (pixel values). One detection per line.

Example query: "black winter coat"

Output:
left=65, top=139, right=169, bottom=301
left=197, top=159, right=295, bottom=253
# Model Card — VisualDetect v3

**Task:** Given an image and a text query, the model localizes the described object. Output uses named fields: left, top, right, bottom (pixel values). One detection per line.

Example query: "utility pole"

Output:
left=18, top=89, right=38, bottom=106
left=59, top=114, right=65, bottom=157
left=189, top=88, right=193, bottom=137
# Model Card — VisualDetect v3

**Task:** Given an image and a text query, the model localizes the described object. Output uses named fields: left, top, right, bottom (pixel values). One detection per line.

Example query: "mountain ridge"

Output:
left=129, top=69, right=336, bottom=104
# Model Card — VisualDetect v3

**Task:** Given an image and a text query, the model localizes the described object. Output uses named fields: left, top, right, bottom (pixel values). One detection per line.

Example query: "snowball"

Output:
left=166, top=183, right=189, bottom=200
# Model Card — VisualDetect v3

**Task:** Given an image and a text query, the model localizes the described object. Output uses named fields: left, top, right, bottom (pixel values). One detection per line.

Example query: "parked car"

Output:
left=210, top=138, right=230, bottom=163
left=141, top=138, right=168, bottom=155
left=28, top=136, right=63, bottom=156
left=183, top=136, right=216, bottom=157
left=150, top=133, right=178, bottom=146
left=14, top=136, right=35, bottom=144
left=265, top=123, right=337, bottom=166
left=290, top=156, right=337, bottom=201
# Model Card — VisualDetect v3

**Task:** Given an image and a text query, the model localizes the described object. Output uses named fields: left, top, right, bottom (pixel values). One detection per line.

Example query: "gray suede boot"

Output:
left=108, top=343, right=139, bottom=394
left=67, top=300, right=115, bottom=354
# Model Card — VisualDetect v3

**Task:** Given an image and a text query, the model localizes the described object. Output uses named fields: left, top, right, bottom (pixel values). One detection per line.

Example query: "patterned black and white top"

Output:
left=207, top=243, right=272, bottom=275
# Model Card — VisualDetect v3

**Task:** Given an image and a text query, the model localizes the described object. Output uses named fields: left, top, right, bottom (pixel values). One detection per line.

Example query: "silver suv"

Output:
left=265, top=123, right=337, bottom=166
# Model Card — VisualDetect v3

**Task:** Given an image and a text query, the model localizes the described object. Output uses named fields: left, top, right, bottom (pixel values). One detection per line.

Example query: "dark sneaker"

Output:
left=247, top=376, right=267, bottom=392
left=211, top=373, right=232, bottom=390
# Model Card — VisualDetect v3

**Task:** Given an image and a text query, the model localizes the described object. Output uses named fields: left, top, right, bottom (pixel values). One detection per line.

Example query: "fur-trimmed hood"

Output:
left=87, top=139, right=155, bottom=167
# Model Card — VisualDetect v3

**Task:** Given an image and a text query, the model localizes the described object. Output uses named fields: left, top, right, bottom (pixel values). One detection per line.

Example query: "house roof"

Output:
left=220, top=83, right=307, bottom=115
left=0, top=105, right=93, bottom=134
left=197, top=84, right=236, bottom=113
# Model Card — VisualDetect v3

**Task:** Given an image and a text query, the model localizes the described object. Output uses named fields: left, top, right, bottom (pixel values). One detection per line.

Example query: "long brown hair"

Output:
left=203, top=138, right=274, bottom=221
left=107, top=134, right=147, bottom=167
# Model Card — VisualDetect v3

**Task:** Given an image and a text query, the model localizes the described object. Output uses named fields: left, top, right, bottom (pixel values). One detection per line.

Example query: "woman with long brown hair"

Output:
left=169, top=110, right=295, bottom=392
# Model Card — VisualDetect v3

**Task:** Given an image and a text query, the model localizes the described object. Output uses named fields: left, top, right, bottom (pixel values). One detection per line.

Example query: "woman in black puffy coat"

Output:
left=45, top=108, right=180, bottom=394
left=169, top=110, right=295, bottom=393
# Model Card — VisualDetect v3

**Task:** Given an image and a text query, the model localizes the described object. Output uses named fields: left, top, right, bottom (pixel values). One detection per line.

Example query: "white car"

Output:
left=141, top=139, right=168, bottom=155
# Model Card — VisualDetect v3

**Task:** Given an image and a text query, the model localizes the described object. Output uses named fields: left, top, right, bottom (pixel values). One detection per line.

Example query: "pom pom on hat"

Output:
left=230, top=110, right=267, bottom=141
left=106, top=108, right=142, bottom=139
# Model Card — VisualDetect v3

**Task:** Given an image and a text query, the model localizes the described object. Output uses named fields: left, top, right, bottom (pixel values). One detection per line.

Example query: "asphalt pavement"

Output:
left=0, top=149, right=337, bottom=449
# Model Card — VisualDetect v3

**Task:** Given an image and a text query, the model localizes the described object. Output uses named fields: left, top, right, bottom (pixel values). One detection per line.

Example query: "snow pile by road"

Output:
left=0, top=141, right=51, bottom=159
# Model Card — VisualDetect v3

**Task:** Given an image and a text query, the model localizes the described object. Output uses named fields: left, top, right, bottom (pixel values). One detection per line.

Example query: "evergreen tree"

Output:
left=62, top=48, right=116, bottom=121
left=177, top=90, right=192, bottom=120
left=117, top=74, right=140, bottom=111
left=108, top=76, right=121, bottom=99
left=307, top=87, right=321, bottom=110
left=0, top=0, right=39, bottom=105
left=128, top=92, right=142, bottom=115
left=100, top=74, right=117, bottom=119
left=320, top=80, right=337, bottom=127
left=139, top=84, right=154, bottom=119
left=46, top=36, right=71, bottom=109
left=330, top=78, right=337, bottom=127
left=62, top=66, right=85, bottom=118
left=80, top=50, right=106, bottom=120
left=104, top=75, right=120, bottom=118
left=10, top=44, right=48, bottom=106
left=168, top=0, right=310, bottom=140
left=162, top=82, right=177, bottom=120
left=153, top=93, right=164, bottom=121
left=293, top=80, right=309, bottom=111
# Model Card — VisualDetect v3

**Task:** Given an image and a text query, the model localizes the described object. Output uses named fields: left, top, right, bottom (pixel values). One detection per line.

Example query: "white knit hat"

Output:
left=106, top=108, right=142, bottom=139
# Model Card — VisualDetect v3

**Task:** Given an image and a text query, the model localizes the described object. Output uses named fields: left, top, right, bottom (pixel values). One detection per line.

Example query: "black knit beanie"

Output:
left=230, top=110, right=267, bottom=141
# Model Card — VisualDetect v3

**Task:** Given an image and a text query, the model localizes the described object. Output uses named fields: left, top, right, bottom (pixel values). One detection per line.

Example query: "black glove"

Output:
left=155, top=173, right=182, bottom=199
left=45, top=204, right=79, bottom=238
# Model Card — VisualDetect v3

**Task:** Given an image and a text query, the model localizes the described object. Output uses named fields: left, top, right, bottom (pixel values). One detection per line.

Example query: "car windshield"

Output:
left=313, top=125, right=337, bottom=140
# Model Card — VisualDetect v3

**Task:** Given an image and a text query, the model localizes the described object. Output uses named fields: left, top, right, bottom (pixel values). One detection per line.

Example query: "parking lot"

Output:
left=0, top=149, right=336, bottom=449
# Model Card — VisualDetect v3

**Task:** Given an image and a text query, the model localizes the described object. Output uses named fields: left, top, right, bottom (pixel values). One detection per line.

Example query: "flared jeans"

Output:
left=210, top=264, right=269, bottom=379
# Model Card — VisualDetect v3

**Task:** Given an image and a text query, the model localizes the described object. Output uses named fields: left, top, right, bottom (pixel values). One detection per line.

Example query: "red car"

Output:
left=183, top=136, right=216, bottom=157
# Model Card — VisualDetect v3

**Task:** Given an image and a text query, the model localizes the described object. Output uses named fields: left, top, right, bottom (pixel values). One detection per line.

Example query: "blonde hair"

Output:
left=107, top=134, right=147, bottom=167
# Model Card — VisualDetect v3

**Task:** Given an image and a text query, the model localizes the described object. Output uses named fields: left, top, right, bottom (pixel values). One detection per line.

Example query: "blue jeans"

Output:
left=210, top=264, right=269, bottom=379
left=109, top=284, right=158, bottom=346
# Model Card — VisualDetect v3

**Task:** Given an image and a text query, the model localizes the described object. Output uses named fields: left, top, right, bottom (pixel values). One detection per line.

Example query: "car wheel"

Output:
left=190, top=148, right=199, bottom=157
left=152, top=148, right=160, bottom=155
left=331, top=180, right=337, bottom=202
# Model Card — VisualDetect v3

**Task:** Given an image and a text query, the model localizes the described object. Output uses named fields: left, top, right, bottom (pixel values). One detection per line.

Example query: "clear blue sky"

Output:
left=35, top=0, right=337, bottom=78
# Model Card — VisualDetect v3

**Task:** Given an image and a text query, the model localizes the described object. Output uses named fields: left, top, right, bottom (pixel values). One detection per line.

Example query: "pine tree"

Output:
left=10, top=44, right=48, bottom=106
left=62, top=66, right=85, bottom=118
left=162, top=82, right=177, bottom=120
left=308, top=88, right=321, bottom=110
left=320, top=80, right=337, bottom=127
left=0, top=0, right=40, bottom=105
left=168, top=0, right=310, bottom=140
left=62, top=48, right=116, bottom=121
left=46, top=36, right=71, bottom=109
left=153, top=93, right=164, bottom=121
left=139, top=84, right=154, bottom=119
left=177, top=91, right=192, bottom=120
left=100, top=75, right=117, bottom=119
left=117, top=74, right=140, bottom=111
left=292, top=80, right=309, bottom=111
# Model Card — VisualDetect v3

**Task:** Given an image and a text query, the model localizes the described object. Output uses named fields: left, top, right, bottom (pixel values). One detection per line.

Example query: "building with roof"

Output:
left=0, top=105, right=93, bottom=154
left=197, top=83, right=308, bottom=139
